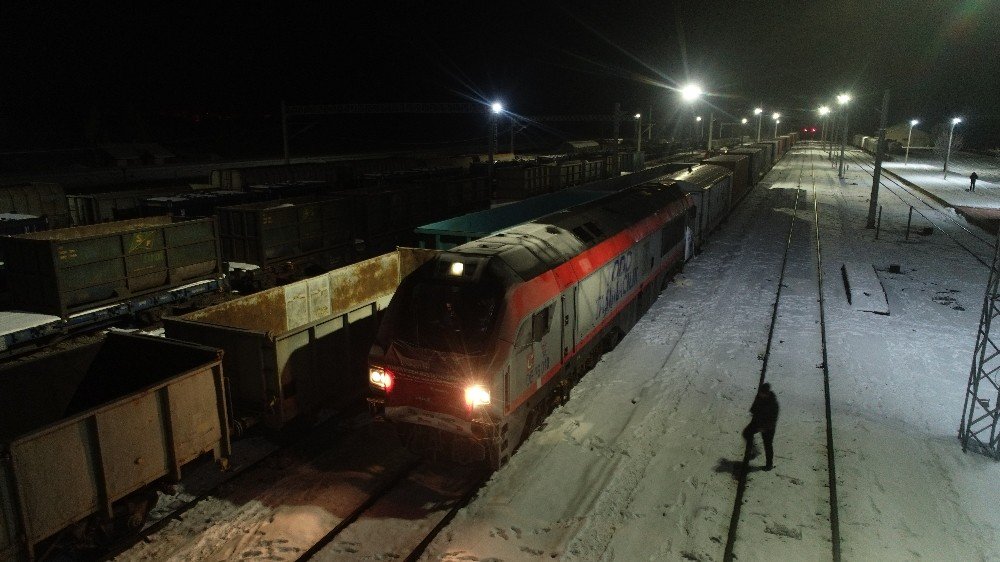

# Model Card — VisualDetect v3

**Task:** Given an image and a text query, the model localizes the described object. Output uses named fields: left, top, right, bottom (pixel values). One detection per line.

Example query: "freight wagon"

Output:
left=415, top=162, right=695, bottom=250
left=0, top=333, right=230, bottom=561
left=0, top=183, right=69, bottom=229
left=163, top=248, right=438, bottom=431
left=218, top=196, right=358, bottom=289
left=668, top=164, right=733, bottom=252
left=67, top=187, right=193, bottom=226
left=1, top=216, right=224, bottom=318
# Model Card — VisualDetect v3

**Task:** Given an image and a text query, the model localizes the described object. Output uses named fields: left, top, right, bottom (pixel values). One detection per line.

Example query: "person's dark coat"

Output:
left=749, top=384, right=779, bottom=430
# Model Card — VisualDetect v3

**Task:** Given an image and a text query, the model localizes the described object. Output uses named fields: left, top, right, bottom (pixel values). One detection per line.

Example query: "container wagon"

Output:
left=0, top=333, right=230, bottom=561
left=668, top=164, right=733, bottom=252
left=0, top=216, right=223, bottom=318
left=163, top=248, right=438, bottom=430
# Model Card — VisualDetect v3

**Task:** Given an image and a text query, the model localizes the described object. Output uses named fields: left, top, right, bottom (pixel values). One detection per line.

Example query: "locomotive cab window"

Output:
left=532, top=304, right=554, bottom=342
left=387, top=272, right=504, bottom=354
left=515, top=321, right=532, bottom=350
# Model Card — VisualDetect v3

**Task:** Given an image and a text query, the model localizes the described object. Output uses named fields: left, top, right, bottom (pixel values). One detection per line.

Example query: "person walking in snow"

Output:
left=969, top=172, right=978, bottom=192
left=742, top=383, right=779, bottom=471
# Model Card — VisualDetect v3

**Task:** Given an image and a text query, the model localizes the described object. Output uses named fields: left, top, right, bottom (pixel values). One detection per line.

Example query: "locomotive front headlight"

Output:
left=464, top=385, right=491, bottom=408
left=369, top=366, right=394, bottom=392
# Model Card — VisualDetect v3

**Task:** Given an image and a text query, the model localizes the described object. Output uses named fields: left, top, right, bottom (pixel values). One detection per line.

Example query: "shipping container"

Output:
left=701, top=154, right=751, bottom=202
left=164, top=248, right=438, bottom=429
left=750, top=142, right=775, bottom=167
left=668, top=164, right=733, bottom=252
left=726, top=147, right=767, bottom=184
left=1, top=216, right=223, bottom=317
left=0, top=333, right=230, bottom=561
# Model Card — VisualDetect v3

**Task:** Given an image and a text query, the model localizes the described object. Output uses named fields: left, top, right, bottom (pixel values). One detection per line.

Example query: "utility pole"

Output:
left=648, top=104, right=653, bottom=140
left=509, top=115, right=515, bottom=155
left=612, top=102, right=622, bottom=140
left=707, top=112, right=715, bottom=151
left=281, top=100, right=290, bottom=164
left=961, top=226, right=1000, bottom=460
left=488, top=110, right=498, bottom=185
left=837, top=109, right=849, bottom=178
left=828, top=113, right=836, bottom=160
left=866, top=90, right=890, bottom=229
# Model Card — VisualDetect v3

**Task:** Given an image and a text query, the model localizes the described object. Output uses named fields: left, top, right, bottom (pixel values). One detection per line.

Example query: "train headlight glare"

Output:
left=465, top=385, right=491, bottom=408
left=369, top=367, right=394, bottom=392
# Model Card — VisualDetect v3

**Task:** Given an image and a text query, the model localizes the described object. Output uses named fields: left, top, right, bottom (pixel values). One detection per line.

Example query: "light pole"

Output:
left=488, top=102, right=503, bottom=184
left=944, top=117, right=962, bottom=179
left=818, top=105, right=830, bottom=147
left=696, top=116, right=703, bottom=145
left=772, top=112, right=780, bottom=139
left=754, top=107, right=763, bottom=142
left=741, top=118, right=748, bottom=142
left=836, top=93, right=851, bottom=178
left=904, top=119, right=918, bottom=166
left=635, top=113, right=642, bottom=153
left=681, top=84, right=703, bottom=148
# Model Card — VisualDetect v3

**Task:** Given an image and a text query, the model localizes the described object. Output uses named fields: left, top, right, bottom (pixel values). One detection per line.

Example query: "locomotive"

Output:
left=367, top=181, right=694, bottom=468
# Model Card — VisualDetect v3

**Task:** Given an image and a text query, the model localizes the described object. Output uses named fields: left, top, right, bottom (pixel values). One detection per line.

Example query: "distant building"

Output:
left=884, top=122, right=932, bottom=147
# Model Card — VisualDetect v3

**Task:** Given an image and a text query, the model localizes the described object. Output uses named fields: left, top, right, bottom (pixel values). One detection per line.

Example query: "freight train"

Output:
left=364, top=136, right=791, bottom=467
left=367, top=181, right=696, bottom=467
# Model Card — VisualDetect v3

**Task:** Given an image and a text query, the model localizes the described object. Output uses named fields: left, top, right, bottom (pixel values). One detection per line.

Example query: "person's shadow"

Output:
left=714, top=458, right=765, bottom=480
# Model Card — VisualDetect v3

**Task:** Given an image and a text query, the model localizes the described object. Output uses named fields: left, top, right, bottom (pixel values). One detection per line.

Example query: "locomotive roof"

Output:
left=445, top=182, right=686, bottom=281
left=669, top=163, right=732, bottom=189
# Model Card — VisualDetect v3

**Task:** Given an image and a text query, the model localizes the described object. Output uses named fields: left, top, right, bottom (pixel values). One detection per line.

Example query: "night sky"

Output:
left=3, top=1, right=999, bottom=158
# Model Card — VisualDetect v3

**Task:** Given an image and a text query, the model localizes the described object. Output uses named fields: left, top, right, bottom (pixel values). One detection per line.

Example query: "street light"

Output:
left=488, top=101, right=504, bottom=184
left=905, top=119, right=919, bottom=166
left=754, top=107, right=763, bottom=142
left=681, top=84, right=703, bottom=102
left=635, top=113, right=642, bottom=153
left=944, top=117, right=962, bottom=179
left=818, top=105, right=830, bottom=144
left=681, top=84, right=704, bottom=148
left=772, top=113, right=780, bottom=139
left=837, top=93, right=851, bottom=178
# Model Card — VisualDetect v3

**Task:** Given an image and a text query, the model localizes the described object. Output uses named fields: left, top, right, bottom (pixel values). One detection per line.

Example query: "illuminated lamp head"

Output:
left=465, top=384, right=491, bottom=408
left=369, top=366, right=394, bottom=392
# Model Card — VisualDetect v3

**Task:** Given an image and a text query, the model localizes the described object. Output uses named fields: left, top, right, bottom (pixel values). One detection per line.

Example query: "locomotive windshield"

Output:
left=388, top=276, right=503, bottom=355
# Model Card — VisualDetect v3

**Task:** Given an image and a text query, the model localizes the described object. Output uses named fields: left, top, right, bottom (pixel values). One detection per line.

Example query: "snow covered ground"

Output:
left=421, top=144, right=1000, bottom=561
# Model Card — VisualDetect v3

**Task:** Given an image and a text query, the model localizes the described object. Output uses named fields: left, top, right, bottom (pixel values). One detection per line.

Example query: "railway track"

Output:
left=299, top=460, right=485, bottom=561
left=723, top=146, right=841, bottom=561
left=105, top=413, right=485, bottom=562
left=842, top=150, right=994, bottom=268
